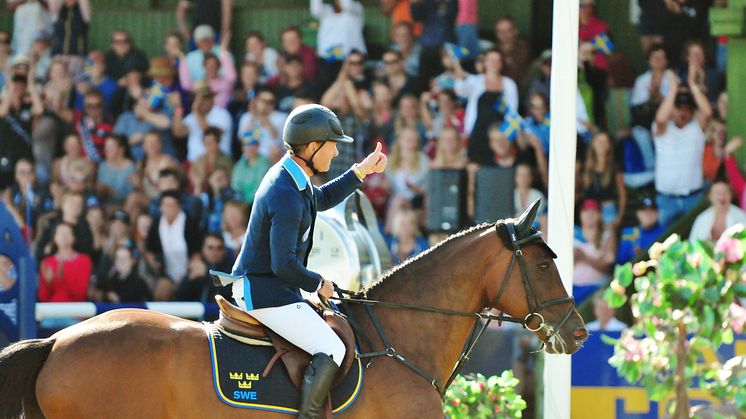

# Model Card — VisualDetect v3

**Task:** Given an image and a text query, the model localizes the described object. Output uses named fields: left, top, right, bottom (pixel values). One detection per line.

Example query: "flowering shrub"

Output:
left=604, top=226, right=746, bottom=417
left=443, top=371, right=527, bottom=418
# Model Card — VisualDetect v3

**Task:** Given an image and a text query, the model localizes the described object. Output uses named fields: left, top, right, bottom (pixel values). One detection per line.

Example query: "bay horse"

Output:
left=0, top=200, right=587, bottom=418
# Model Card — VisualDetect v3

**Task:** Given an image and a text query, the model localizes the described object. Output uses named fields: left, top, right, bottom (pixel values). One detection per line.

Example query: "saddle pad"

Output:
left=205, top=324, right=363, bottom=414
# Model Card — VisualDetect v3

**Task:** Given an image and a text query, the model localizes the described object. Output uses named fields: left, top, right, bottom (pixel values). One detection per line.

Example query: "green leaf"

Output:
left=616, top=263, right=633, bottom=287
left=604, top=286, right=627, bottom=309
left=600, top=334, right=618, bottom=346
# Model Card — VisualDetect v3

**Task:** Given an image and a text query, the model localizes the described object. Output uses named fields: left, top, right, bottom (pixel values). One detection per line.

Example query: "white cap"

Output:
left=193, top=25, right=215, bottom=42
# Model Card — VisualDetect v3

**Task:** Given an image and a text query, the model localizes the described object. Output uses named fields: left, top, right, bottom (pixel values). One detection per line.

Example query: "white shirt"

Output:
left=454, top=74, right=518, bottom=135
left=237, top=111, right=288, bottom=160
left=689, top=205, right=746, bottom=242
left=654, top=119, right=705, bottom=195
left=586, top=318, right=628, bottom=332
left=245, top=47, right=279, bottom=84
left=310, top=0, right=366, bottom=57
left=630, top=70, right=672, bottom=106
left=159, top=211, right=188, bottom=284
left=183, top=106, right=233, bottom=161
left=10, top=0, right=51, bottom=56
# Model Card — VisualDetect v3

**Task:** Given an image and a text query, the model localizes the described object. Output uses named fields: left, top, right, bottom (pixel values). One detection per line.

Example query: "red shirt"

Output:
left=73, top=111, right=113, bottom=161
left=579, top=16, right=609, bottom=70
left=38, top=252, right=92, bottom=302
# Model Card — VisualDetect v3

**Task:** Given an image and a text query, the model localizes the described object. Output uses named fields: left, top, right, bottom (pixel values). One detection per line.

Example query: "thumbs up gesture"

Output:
left=357, top=141, right=388, bottom=176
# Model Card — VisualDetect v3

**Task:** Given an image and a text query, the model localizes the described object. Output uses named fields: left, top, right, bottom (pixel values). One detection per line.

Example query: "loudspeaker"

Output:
left=426, top=169, right=466, bottom=232
left=474, top=166, right=515, bottom=223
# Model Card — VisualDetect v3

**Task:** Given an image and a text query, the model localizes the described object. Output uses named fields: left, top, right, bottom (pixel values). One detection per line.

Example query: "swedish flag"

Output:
left=591, top=32, right=615, bottom=56
left=444, top=42, right=470, bottom=60
left=241, top=128, right=263, bottom=144
left=323, top=45, right=346, bottom=63
left=147, top=82, right=171, bottom=111
left=492, top=94, right=508, bottom=115
left=499, top=112, right=525, bottom=142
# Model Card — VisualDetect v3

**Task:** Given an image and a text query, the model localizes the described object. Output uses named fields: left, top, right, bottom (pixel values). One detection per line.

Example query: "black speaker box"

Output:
left=426, top=169, right=466, bottom=232
left=474, top=166, right=515, bottom=223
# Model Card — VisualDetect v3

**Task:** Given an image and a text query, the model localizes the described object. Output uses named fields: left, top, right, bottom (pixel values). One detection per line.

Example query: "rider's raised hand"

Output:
left=357, top=142, right=388, bottom=176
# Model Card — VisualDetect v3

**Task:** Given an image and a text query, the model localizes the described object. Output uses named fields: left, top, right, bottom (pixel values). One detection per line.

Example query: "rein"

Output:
left=332, top=221, right=576, bottom=399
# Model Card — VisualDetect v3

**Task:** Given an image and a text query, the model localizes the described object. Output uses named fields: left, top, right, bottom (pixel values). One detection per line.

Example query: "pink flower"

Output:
left=687, top=253, right=702, bottom=268
left=715, top=237, right=743, bottom=264
left=729, top=303, right=746, bottom=334
left=621, top=335, right=643, bottom=361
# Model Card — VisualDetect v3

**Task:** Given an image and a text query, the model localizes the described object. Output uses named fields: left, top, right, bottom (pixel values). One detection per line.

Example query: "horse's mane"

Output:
left=363, top=222, right=495, bottom=295
left=362, top=217, right=554, bottom=296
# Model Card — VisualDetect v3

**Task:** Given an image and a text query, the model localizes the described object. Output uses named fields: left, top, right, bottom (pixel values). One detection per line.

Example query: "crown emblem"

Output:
left=229, top=372, right=243, bottom=380
left=246, top=373, right=260, bottom=381
left=238, top=381, right=252, bottom=389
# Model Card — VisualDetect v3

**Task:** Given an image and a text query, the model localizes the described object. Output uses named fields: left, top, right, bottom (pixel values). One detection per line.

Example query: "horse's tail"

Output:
left=0, top=338, right=55, bottom=419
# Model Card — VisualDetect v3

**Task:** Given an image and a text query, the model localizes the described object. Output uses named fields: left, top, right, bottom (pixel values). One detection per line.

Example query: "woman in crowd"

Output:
left=52, top=133, right=93, bottom=190
left=514, top=163, right=546, bottom=217
left=244, top=31, right=279, bottom=84
left=135, top=130, right=180, bottom=200
left=85, top=204, right=106, bottom=266
left=96, top=133, right=136, bottom=205
left=580, top=131, right=626, bottom=228
left=391, top=93, right=427, bottom=146
left=179, top=48, right=236, bottom=108
left=388, top=207, right=429, bottom=265
left=420, top=88, right=464, bottom=149
left=188, top=127, right=233, bottom=195
left=573, top=198, right=616, bottom=305
left=453, top=47, right=518, bottom=165
left=385, top=127, right=430, bottom=232
left=38, top=222, right=92, bottom=302
left=431, top=126, right=467, bottom=169
left=702, top=118, right=727, bottom=183
left=221, top=200, right=248, bottom=258
left=690, top=181, right=746, bottom=242
left=93, top=245, right=151, bottom=303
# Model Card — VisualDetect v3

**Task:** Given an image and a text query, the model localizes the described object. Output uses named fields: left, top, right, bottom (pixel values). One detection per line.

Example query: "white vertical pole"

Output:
left=544, top=0, right=579, bottom=418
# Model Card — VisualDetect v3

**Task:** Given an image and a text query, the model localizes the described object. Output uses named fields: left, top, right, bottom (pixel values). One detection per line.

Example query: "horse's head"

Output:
left=484, top=199, right=587, bottom=354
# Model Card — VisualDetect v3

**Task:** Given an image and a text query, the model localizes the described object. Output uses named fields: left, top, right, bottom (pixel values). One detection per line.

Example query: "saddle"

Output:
left=213, top=295, right=356, bottom=389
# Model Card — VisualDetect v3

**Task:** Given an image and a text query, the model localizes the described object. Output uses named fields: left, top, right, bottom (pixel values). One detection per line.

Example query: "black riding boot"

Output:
left=297, top=353, right=339, bottom=419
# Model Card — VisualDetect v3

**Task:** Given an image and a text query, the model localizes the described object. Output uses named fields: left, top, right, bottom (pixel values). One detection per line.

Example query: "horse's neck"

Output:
left=359, top=233, right=492, bottom=387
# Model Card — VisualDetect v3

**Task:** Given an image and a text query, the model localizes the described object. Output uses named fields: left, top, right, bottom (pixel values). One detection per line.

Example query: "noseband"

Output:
left=334, top=220, right=576, bottom=398
left=489, top=222, right=576, bottom=341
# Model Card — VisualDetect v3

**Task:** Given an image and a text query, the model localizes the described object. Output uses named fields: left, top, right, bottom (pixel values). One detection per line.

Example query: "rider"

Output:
left=230, top=104, right=387, bottom=418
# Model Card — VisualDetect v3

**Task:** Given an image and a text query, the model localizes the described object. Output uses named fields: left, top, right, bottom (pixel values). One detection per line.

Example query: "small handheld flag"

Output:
left=323, top=45, right=346, bottom=63
left=444, top=42, right=470, bottom=60
left=499, top=112, right=525, bottom=142
left=591, top=32, right=615, bottom=56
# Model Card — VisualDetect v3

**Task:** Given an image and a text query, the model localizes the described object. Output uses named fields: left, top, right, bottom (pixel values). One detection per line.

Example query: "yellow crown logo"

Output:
left=229, top=372, right=243, bottom=380
left=246, top=373, right=260, bottom=381
left=238, top=381, right=252, bottom=389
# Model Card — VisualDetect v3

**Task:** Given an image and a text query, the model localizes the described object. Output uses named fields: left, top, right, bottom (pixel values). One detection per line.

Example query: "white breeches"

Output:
left=247, top=302, right=346, bottom=367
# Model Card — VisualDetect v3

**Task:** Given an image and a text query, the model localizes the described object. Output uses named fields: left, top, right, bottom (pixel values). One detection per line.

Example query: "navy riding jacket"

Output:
left=231, top=154, right=362, bottom=309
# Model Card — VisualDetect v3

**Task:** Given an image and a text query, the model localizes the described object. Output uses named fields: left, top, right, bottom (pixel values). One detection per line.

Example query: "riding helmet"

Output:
left=282, top=104, right=354, bottom=147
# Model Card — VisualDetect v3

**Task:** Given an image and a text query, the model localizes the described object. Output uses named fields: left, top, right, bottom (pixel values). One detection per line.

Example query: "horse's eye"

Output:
left=538, top=263, right=549, bottom=271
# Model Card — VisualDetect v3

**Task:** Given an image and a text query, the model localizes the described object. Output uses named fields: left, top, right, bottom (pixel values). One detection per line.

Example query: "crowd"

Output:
left=0, top=0, right=740, bottom=330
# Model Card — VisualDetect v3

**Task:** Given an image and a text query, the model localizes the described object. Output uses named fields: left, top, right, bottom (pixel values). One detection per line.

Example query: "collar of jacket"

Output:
left=281, top=154, right=309, bottom=191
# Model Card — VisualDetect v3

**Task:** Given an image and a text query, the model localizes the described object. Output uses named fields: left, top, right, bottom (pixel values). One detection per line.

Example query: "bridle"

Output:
left=333, top=220, right=577, bottom=398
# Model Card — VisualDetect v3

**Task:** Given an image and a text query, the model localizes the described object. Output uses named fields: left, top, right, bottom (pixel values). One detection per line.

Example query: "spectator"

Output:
left=484, top=125, right=517, bottom=168
left=199, top=166, right=241, bottom=234
left=653, top=72, right=712, bottom=226
left=388, top=207, right=429, bottom=265
left=368, top=81, right=396, bottom=146
left=280, top=25, right=318, bottom=81
left=176, top=0, right=233, bottom=46
left=527, top=49, right=552, bottom=101
left=311, top=0, right=366, bottom=91
left=381, top=49, right=422, bottom=103
left=30, top=32, right=53, bottom=83
left=514, top=163, right=545, bottom=217
left=147, top=168, right=203, bottom=225
left=8, top=0, right=52, bottom=57
left=581, top=132, right=626, bottom=228
left=381, top=0, right=422, bottom=35
left=231, top=134, right=270, bottom=206
left=573, top=198, right=616, bottom=305
left=340, top=50, right=372, bottom=93
left=101, top=209, right=134, bottom=259
left=110, top=67, right=146, bottom=118
left=221, top=200, right=248, bottom=257
left=724, top=137, right=746, bottom=210
left=410, top=0, right=458, bottom=84
left=578, top=41, right=608, bottom=130
left=85, top=204, right=105, bottom=264
left=38, top=222, right=92, bottom=302
left=104, top=30, right=149, bottom=83
left=73, top=51, right=117, bottom=115
left=173, top=81, right=233, bottom=161
left=689, top=181, right=746, bottom=242
left=616, top=195, right=664, bottom=265
left=631, top=44, right=673, bottom=115
left=431, top=126, right=467, bottom=169
left=37, top=59, right=75, bottom=177
left=0, top=30, right=11, bottom=89
left=134, top=131, right=180, bottom=200
left=523, top=92, right=550, bottom=156
left=175, top=233, right=232, bottom=302
left=453, top=47, right=518, bottom=164
left=389, top=22, right=422, bottom=77
left=49, top=0, right=91, bottom=65
left=702, top=118, right=727, bottom=183
left=578, top=0, right=610, bottom=70
left=715, top=90, right=727, bottom=120
left=0, top=62, right=45, bottom=148
left=52, top=133, right=95, bottom=191
left=34, top=190, right=94, bottom=261
left=93, top=245, right=151, bottom=303
left=163, top=32, right=185, bottom=70
left=74, top=89, right=113, bottom=163
left=385, top=127, right=429, bottom=231
left=184, top=24, right=221, bottom=82
left=11, top=158, right=54, bottom=235
left=145, top=190, right=201, bottom=286
left=677, top=40, right=721, bottom=104
left=586, top=291, right=628, bottom=332
left=455, top=0, right=480, bottom=60
left=189, top=127, right=233, bottom=194
left=494, top=16, right=532, bottom=86
left=420, top=89, right=464, bottom=144
left=230, top=61, right=262, bottom=122
left=392, top=93, right=427, bottom=146
left=179, top=47, right=236, bottom=109
left=243, top=31, right=279, bottom=85
left=272, top=54, right=313, bottom=114
left=661, top=0, right=711, bottom=66
left=236, top=88, right=286, bottom=162
left=96, top=133, right=136, bottom=204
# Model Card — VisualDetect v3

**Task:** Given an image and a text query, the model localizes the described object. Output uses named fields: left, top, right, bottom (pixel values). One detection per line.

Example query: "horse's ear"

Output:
left=515, top=198, right=541, bottom=237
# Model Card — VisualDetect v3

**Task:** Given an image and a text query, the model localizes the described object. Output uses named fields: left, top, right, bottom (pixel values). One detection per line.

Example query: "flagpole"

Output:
left=544, top=0, right=579, bottom=418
